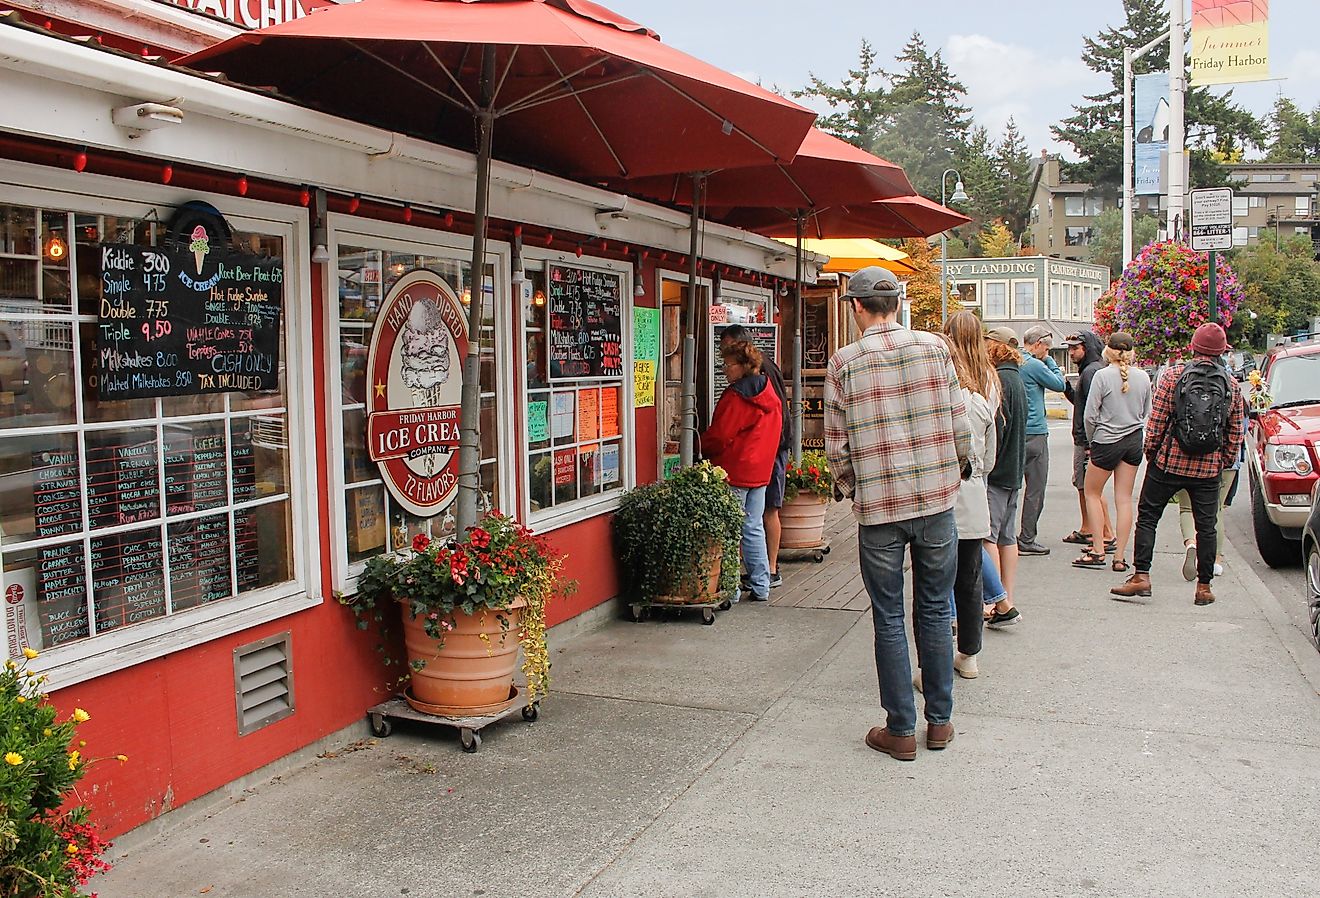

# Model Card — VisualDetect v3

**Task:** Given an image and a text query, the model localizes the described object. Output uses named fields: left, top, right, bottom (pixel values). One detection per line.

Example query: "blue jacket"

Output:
left=1019, top=355, right=1067, bottom=436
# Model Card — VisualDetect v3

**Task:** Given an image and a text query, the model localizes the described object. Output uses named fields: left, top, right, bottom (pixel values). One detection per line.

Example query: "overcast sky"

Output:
left=608, top=0, right=1319, bottom=163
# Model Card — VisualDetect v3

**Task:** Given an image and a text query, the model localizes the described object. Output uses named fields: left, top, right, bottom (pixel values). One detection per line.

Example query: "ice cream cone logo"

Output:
left=188, top=225, right=210, bottom=274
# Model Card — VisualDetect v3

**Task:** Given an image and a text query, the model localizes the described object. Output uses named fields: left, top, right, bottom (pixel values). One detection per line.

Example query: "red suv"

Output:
left=1247, top=341, right=1320, bottom=567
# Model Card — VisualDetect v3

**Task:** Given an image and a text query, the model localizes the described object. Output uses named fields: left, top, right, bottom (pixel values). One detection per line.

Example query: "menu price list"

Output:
left=235, top=510, right=261, bottom=592
left=37, top=541, right=90, bottom=647
left=165, top=431, right=228, bottom=515
left=169, top=515, right=232, bottom=611
left=92, top=529, right=166, bottom=634
left=547, top=264, right=623, bottom=379
left=86, top=435, right=160, bottom=530
left=232, top=425, right=257, bottom=503
left=32, top=449, right=82, bottom=539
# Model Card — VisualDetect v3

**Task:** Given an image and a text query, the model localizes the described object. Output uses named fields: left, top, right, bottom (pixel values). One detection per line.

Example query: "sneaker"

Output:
left=768, top=571, right=783, bottom=589
left=1213, top=562, right=1224, bottom=577
left=1182, top=544, right=1197, bottom=582
left=1017, top=540, right=1051, bottom=556
left=954, top=652, right=979, bottom=679
left=744, top=591, right=769, bottom=603
left=986, top=607, right=1021, bottom=629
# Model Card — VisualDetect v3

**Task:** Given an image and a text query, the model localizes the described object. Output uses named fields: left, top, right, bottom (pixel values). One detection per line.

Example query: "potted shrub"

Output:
left=346, top=512, right=567, bottom=716
left=614, top=461, right=744, bottom=609
left=1, top=649, right=122, bottom=898
left=780, top=450, right=833, bottom=548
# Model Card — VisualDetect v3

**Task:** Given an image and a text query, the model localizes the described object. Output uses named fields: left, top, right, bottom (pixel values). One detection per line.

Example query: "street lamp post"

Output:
left=1273, top=205, right=1284, bottom=251
left=940, top=169, right=970, bottom=326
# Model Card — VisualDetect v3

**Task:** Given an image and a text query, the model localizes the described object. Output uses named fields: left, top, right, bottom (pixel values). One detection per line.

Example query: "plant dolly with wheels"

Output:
left=779, top=540, right=832, bottom=564
left=366, top=685, right=541, bottom=753
left=627, top=589, right=735, bottom=626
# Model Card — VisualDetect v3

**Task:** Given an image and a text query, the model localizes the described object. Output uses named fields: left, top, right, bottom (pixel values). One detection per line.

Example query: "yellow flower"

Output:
left=42, top=728, right=51, bottom=737
left=21, top=647, right=38, bottom=660
left=116, top=754, right=128, bottom=763
left=4, top=752, right=23, bottom=766
left=3, top=660, right=14, bottom=671
left=78, top=740, right=86, bottom=747
left=72, top=708, right=90, bottom=723
left=66, top=843, right=78, bottom=855
left=15, top=696, right=24, bottom=704
left=67, top=752, right=80, bottom=770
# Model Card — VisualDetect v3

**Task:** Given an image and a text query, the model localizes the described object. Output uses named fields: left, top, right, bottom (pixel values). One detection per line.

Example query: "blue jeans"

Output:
left=731, top=485, right=770, bottom=598
left=981, top=545, right=1006, bottom=606
left=857, top=509, right=956, bottom=737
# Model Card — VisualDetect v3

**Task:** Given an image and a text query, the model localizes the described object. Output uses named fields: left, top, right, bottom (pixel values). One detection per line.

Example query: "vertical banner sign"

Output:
left=365, top=270, right=469, bottom=517
left=1134, top=72, right=1170, bottom=196
left=632, top=307, right=659, bottom=408
left=1191, top=0, right=1269, bottom=85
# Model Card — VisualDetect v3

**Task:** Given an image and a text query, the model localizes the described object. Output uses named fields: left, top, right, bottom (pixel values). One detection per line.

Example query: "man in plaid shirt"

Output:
left=825, top=267, right=971, bottom=762
left=1112, top=323, right=1245, bottom=605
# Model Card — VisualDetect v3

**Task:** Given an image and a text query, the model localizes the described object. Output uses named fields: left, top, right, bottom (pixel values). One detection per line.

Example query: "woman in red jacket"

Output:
left=701, top=340, right=782, bottom=601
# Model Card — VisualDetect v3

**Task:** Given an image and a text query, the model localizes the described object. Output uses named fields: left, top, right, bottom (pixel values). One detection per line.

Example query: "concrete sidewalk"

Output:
left=95, top=426, right=1320, bottom=898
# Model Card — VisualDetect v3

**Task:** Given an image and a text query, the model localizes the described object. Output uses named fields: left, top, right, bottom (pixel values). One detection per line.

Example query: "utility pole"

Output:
left=1166, top=0, right=1186, bottom=241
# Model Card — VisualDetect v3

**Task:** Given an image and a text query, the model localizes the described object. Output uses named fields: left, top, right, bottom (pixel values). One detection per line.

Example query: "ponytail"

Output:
left=1103, top=346, right=1136, bottom=392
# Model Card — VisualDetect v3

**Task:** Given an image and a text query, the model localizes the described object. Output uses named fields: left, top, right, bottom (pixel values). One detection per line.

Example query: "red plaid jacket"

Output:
left=1144, top=360, right=1246, bottom=479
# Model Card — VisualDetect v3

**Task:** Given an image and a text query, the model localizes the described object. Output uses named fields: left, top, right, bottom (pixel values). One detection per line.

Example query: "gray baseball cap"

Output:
left=842, top=266, right=902, bottom=298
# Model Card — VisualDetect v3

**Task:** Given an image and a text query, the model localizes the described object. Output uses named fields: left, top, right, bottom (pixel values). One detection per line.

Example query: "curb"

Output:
left=1222, top=533, right=1320, bottom=696
left=1045, top=408, right=1070, bottom=420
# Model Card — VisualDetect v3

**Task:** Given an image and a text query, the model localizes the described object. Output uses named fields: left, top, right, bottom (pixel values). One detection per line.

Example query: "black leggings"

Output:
left=914, top=538, right=984, bottom=662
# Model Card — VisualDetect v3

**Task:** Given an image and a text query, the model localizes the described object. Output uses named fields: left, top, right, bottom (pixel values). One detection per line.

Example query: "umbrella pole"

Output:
left=679, top=174, right=703, bottom=468
left=792, top=211, right=804, bottom=463
left=456, top=46, right=496, bottom=536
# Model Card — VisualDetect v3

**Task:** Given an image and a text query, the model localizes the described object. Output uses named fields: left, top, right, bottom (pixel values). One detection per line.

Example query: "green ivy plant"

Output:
left=614, top=461, right=745, bottom=603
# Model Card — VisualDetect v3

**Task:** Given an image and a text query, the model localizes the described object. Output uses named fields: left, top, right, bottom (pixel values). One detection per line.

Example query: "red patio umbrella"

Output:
left=181, top=0, right=817, bottom=531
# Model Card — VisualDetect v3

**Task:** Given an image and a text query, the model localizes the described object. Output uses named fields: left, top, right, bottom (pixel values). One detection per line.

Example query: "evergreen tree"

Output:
left=1052, top=0, right=1262, bottom=195
left=1089, top=206, right=1160, bottom=278
left=1264, top=96, right=1320, bottom=162
left=994, top=119, right=1033, bottom=239
left=956, top=125, right=1001, bottom=234
left=795, top=40, right=889, bottom=152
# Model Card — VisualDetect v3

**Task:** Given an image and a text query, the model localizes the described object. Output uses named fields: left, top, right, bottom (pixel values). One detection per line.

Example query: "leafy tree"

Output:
left=796, top=40, right=889, bottom=152
left=994, top=118, right=1033, bottom=238
left=901, top=237, right=958, bottom=330
left=978, top=220, right=1017, bottom=258
left=1227, top=236, right=1320, bottom=349
left=1263, top=96, right=1320, bottom=162
left=1052, top=0, right=1262, bottom=196
left=1089, top=206, right=1160, bottom=279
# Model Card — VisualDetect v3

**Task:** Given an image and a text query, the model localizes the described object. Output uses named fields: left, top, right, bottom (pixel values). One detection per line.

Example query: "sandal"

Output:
left=1105, top=539, right=1118, bottom=553
left=1112, top=559, right=1130, bottom=573
left=1072, top=550, right=1106, bottom=568
left=1062, top=530, right=1092, bottom=545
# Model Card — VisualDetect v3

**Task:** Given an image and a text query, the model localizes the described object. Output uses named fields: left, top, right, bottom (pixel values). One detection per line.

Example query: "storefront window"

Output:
left=1013, top=281, right=1036, bottom=318
left=0, top=201, right=297, bottom=660
left=524, top=261, right=628, bottom=519
left=983, top=282, right=1007, bottom=319
left=335, top=240, right=500, bottom=567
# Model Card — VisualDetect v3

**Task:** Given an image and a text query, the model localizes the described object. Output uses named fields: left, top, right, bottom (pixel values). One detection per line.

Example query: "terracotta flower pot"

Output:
left=780, top=494, right=828, bottom=548
left=399, top=599, right=524, bottom=715
left=655, top=540, right=723, bottom=605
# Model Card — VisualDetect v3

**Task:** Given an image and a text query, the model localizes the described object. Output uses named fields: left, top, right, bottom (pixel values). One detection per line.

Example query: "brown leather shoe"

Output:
left=864, top=726, right=916, bottom=761
left=1110, top=572, right=1152, bottom=600
left=1194, top=582, right=1216, bottom=605
left=926, top=722, right=955, bottom=750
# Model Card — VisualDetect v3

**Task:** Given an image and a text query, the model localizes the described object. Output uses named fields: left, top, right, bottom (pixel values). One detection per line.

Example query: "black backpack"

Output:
left=1171, top=361, right=1233, bottom=455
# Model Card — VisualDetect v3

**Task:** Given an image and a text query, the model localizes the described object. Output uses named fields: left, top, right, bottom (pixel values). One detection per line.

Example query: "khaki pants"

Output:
left=1176, top=469, right=1237, bottom=554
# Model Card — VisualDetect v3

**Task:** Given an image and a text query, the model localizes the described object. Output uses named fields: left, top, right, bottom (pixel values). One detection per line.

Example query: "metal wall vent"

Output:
left=233, top=631, right=295, bottom=736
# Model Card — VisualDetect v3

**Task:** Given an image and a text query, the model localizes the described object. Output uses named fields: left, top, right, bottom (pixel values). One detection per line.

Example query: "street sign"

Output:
left=1190, top=187, right=1233, bottom=251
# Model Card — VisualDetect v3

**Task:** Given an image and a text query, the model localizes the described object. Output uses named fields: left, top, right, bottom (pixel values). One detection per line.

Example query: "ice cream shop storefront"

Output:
left=0, top=10, right=811, bottom=838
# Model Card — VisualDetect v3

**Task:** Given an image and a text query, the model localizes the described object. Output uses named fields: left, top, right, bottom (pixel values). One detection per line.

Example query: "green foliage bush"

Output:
left=614, top=462, right=745, bottom=603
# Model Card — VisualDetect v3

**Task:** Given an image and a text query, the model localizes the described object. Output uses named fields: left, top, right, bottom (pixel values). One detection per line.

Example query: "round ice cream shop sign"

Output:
left=366, top=270, right=468, bottom=517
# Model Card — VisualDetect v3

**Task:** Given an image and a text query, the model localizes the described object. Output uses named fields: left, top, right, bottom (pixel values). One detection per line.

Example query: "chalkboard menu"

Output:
left=235, top=510, right=261, bottom=592
left=96, top=242, right=283, bottom=400
left=711, top=323, right=779, bottom=409
left=547, top=264, right=623, bottom=380
left=37, top=542, right=89, bottom=647
left=164, top=430, right=228, bottom=515
left=92, top=529, right=166, bottom=633
left=169, top=515, right=231, bottom=611
left=32, top=450, right=82, bottom=539
left=86, top=434, right=160, bottom=529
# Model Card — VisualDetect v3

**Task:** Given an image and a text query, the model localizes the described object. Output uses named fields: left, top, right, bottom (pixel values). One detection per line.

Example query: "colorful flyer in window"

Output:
left=552, top=392, right=575, bottom=440
left=633, top=359, right=655, bottom=408
left=554, top=448, right=576, bottom=486
left=578, top=444, right=599, bottom=485
left=527, top=400, right=548, bottom=442
left=633, top=307, right=660, bottom=363
left=578, top=388, right=600, bottom=442
left=600, top=444, right=620, bottom=485
left=601, top=387, right=620, bottom=437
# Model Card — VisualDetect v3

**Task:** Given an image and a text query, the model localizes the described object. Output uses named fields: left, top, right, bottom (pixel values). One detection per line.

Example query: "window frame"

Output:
left=517, top=248, right=634, bottom=531
left=1010, top=279, right=1037, bottom=320
left=323, top=213, right=514, bottom=594
left=982, top=280, right=1008, bottom=319
left=0, top=169, right=318, bottom=688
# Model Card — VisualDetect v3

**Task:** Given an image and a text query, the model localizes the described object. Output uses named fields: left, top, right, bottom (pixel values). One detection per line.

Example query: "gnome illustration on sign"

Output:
left=188, top=225, right=210, bottom=274
left=400, top=298, right=453, bottom=474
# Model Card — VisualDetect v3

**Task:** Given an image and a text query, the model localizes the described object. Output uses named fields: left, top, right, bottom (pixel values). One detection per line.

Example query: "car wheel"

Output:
left=1309, top=541, right=1320, bottom=651
left=1252, top=480, right=1300, bottom=568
